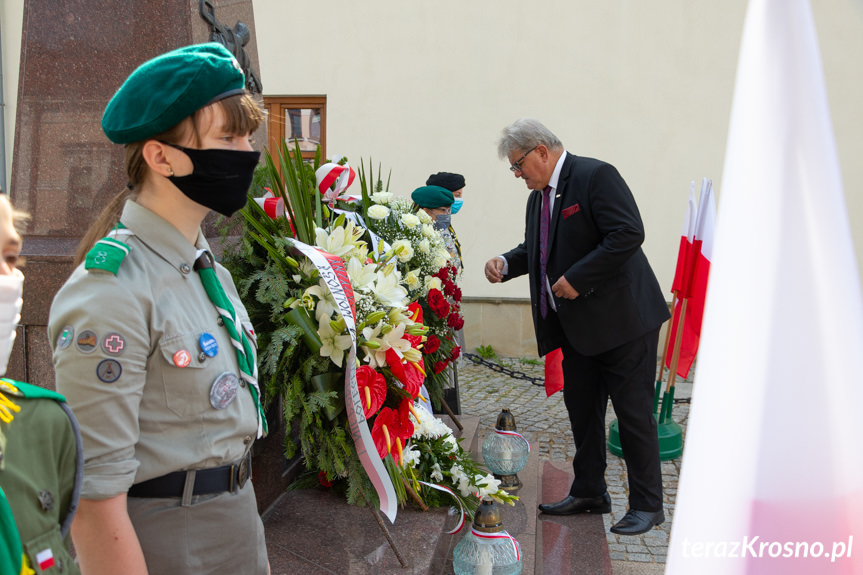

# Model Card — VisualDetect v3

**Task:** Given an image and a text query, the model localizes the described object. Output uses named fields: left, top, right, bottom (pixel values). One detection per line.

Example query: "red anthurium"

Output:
left=371, top=407, right=398, bottom=461
left=401, top=360, right=425, bottom=398
left=394, top=398, right=416, bottom=440
left=356, top=365, right=386, bottom=419
left=407, top=302, right=423, bottom=324
left=386, top=348, right=406, bottom=384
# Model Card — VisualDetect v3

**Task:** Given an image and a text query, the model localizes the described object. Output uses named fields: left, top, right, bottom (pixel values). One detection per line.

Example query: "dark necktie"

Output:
left=195, top=251, right=267, bottom=436
left=539, top=185, right=552, bottom=318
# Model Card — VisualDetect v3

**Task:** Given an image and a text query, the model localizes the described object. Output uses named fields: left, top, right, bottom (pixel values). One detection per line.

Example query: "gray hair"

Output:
left=497, top=118, right=563, bottom=159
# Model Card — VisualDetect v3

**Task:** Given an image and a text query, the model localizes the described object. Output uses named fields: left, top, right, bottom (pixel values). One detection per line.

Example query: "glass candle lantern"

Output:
left=482, top=409, right=530, bottom=490
left=453, top=498, right=523, bottom=575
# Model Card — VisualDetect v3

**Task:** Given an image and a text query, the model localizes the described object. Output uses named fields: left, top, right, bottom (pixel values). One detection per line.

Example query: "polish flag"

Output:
left=544, top=348, right=564, bottom=397
left=36, top=548, right=55, bottom=571
left=670, top=182, right=697, bottom=295
left=666, top=181, right=716, bottom=379
left=667, top=1, right=863, bottom=573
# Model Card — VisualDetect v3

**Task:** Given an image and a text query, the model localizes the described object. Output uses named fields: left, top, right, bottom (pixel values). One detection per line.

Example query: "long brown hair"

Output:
left=73, top=93, right=264, bottom=266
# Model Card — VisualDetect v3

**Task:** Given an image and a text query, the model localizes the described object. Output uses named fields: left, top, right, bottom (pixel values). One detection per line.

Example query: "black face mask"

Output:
left=163, top=142, right=261, bottom=217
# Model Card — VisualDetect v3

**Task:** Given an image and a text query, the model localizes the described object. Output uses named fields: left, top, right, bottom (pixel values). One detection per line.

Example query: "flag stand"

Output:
left=608, top=300, right=685, bottom=461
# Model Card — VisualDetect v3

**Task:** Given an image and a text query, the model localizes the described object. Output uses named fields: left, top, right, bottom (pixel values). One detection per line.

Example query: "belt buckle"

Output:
left=233, top=454, right=251, bottom=492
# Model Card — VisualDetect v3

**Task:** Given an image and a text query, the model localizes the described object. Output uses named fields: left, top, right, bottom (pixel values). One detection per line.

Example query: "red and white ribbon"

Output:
left=493, top=429, right=531, bottom=452
left=315, top=156, right=357, bottom=203
left=470, top=527, right=521, bottom=561
left=418, top=480, right=465, bottom=534
left=254, top=190, right=285, bottom=219
left=290, top=239, right=397, bottom=523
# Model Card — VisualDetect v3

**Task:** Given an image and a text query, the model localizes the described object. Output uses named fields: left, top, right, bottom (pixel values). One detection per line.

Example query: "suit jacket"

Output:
left=503, top=153, right=670, bottom=357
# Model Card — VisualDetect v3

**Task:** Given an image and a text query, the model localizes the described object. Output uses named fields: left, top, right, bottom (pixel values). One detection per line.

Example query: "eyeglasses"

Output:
left=509, top=146, right=538, bottom=172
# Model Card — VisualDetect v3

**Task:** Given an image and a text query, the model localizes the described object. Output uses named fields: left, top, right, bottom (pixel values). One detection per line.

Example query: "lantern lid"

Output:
left=495, top=409, right=517, bottom=432
left=472, top=498, right=504, bottom=533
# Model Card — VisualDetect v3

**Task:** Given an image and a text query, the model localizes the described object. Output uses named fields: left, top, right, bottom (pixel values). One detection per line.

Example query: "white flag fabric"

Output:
left=666, top=0, right=863, bottom=573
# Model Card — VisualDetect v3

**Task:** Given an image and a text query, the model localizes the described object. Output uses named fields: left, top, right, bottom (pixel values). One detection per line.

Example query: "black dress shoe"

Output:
left=610, top=509, right=665, bottom=535
left=538, top=492, right=611, bottom=515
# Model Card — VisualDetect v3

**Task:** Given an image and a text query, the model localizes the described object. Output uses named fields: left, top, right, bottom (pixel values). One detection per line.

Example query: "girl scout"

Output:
left=0, top=193, right=82, bottom=575
left=48, top=44, right=269, bottom=574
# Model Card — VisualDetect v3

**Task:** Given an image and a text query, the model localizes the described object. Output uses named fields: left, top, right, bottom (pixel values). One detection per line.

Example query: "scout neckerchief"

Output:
left=194, top=250, right=266, bottom=437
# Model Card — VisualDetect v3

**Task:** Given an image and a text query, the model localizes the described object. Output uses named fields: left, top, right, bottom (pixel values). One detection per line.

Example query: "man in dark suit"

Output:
left=484, top=119, right=670, bottom=535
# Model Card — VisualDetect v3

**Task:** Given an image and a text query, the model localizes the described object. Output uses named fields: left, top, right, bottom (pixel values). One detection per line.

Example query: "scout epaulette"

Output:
left=85, top=236, right=131, bottom=275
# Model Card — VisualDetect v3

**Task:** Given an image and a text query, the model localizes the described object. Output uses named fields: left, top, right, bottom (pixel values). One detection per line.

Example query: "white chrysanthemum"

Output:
left=443, top=434, right=458, bottom=453
left=392, top=239, right=414, bottom=263
left=317, top=316, right=352, bottom=368
left=400, top=213, right=420, bottom=228
left=367, top=205, right=391, bottom=220
left=417, top=210, right=433, bottom=224
left=371, top=192, right=393, bottom=204
left=421, top=224, right=435, bottom=238
left=403, top=444, right=421, bottom=468
left=417, top=239, right=430, bottom=254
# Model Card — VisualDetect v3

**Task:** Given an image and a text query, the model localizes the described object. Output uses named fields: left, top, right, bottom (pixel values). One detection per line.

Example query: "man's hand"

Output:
left=552, top=276, right=580, bottom=299
left=484, top=257, right=505, bottom=283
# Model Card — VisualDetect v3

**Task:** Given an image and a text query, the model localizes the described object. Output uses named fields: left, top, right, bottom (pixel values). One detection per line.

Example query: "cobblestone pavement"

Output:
left=458, top=356, right=692, bottom=566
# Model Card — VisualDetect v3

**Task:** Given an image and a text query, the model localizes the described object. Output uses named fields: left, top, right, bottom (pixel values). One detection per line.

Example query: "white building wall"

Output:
left=253, top=0, right=863, bottom=304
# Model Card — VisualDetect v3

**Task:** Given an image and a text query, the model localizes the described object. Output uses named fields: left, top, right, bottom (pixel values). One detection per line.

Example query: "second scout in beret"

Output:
left=102, top=43, right=245, bottom=144
left=411, top=185, right=454, bottom=209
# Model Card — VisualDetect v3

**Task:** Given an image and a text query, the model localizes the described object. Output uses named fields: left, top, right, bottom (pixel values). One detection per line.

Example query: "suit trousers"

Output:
left=552, top=314, right=663, bottom=512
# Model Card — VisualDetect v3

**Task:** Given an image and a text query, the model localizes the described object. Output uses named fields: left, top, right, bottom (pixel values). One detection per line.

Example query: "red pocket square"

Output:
left=562, top=203, right=581, bottom=218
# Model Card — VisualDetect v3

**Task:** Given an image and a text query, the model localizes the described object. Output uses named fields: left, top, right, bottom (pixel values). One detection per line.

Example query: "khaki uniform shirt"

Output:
left=48, top=201, right=259, bottom=500
left=0, top=379, right=81, bottom=575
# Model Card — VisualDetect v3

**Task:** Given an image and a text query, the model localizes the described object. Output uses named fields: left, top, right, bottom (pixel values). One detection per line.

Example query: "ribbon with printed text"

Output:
left=290, top=239, right=398, bottom=523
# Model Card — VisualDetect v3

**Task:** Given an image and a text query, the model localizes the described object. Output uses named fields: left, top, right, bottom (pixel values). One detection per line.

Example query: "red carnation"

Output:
left=433, top=361, right=448, bottom=374
left=423, top=334, right=441, bottom=354
left=448, top=315, right=464, bottom=331
left=427, top=288, right=450, bottom=319
left=434, top=267, right=448, bottom=281
left=452, top=286, right=462, bottom=302
left=443, top=280, right=457, bottom=298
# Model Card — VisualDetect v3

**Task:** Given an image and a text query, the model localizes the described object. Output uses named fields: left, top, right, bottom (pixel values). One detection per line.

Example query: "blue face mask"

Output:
left=451, top=198, right=464, bottom=215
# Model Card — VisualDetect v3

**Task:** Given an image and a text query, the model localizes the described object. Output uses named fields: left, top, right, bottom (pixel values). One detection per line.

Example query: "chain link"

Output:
left=464, top=352, right=692, bottom=404
left=464, top=353, right=546, bottom=387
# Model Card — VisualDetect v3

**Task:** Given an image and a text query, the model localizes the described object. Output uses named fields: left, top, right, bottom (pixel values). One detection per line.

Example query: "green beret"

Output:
left=102, top=43, right=245, bottom=144
left=411, top=185, right=454, bottom=209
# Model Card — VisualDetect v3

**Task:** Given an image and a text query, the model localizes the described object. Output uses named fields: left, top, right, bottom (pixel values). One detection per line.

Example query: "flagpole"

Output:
left=661, top=297, right=688, bottom=424
left=655, top=291, right=679, bottom=415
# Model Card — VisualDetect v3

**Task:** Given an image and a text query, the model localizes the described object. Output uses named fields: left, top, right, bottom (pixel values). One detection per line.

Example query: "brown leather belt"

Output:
left=128, top=452, right=251, bottom=498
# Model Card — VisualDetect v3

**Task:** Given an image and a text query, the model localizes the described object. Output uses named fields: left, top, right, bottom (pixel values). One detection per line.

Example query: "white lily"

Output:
left=305, top=280, right=338, bottom=321
left=314, top=224, right=358, bottom=258
left=347, top=257, right=377, bottom=291
left=317, top=316, right=352, bottom=368
left=372, top=269, right=408, bottom=307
